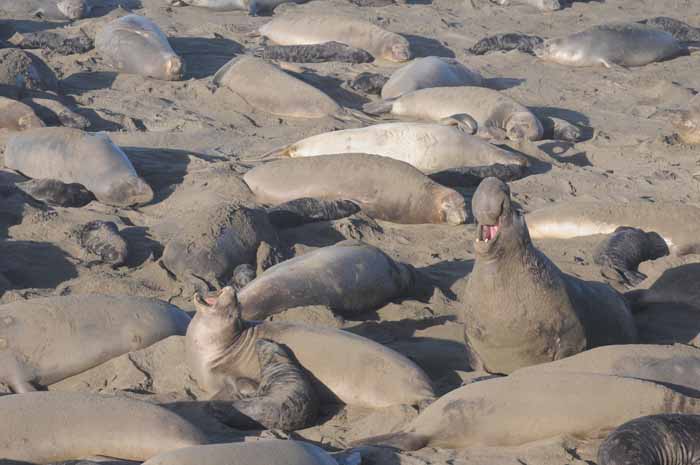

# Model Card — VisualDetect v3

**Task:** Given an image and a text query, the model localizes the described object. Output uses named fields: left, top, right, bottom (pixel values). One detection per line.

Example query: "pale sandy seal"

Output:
left=187, top=287, right=435, bottom=408
left=171, top=0, right=305, bottom=15
left=95, top=14, right=184, bottom=81
left=534, top=22, right=682, bottom=68
left=364, top=87, right=544, bottom=141
left=4, top=127, right=153, bottom=207
left=462, top=178, right=637, bottom=374
left=0, top=294, right=190, bottom=393
left=353, top=372, right=700, bottom=450
left=0, top=96, right=45, bottom=132
left=599, top=414, right=700, bottom=465
left=259, top=14, right=411, bottom=62
left=0, top=391, right=206, bottom=463
left=261, top=123, right=529, bottom=173
left=0, top=0, right=91, bottom=20
left=381, top=56, right=483, bottom=99
left=237, top=240, right=414, bottom=319
left=243, top=153, right=468, bottom=225
left=670, top=103, right=700, bottom=144
left=525, top=200, right=700, bottom=255
left=491, top=0, right=560, bottom=11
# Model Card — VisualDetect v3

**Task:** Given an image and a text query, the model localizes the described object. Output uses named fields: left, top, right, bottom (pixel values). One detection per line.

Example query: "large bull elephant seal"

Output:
left=381, top=56, right=483, bottom=99
left=0, top=391, right=207, bottom=463
left=4, top=127, right=153, bottom=207
left=0, top=294, right=190, bottom=393
left=461, top=178, right=637, bottom=374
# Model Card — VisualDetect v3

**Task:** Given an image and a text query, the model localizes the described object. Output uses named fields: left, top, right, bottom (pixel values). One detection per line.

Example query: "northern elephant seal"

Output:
left=469, top=33, right=544, bottom=55
left=491, top=0, right=560, bottom=11
left=4, top=127, right=153, bottom=207
left=70, top=220, right=129, bottom=266
left=0, top=48, right=59, bottom=98
left=0, top=391, right=207, bottom=463
left=15, top=178, right=95, bottom=207
left=267, top=198, right=360, bottom=229
left=243, top=154, right=468, bottom=225
left=262, top=123, right=529, bottom=173
left=237, top=241, right=414, bottom=319
left=364, top=87, right=544, bottom=142
left=22, top=96, right=90, bottom=129
left=187, top=287, right=435, bottom=408
left=626, top=263, right=700, bottom=311
left=9, top=29, right=94, bottom=55
left=640, top=17, right=700, bottom=43
left=95, top=14, right=184, bottom=81
left=462, top=178, right=637, bottom=374
left=353, top=372, right=700, bottom=450
left=259, top=14, right=411, bottom=62
left=599, top=414, right=700, bottom=465
left=0, top=294, right=190, bottom=393
left=0, top=96, right=45, bottom=132
left=350, top=72, right=388, bottom=95
left=525, top=200, right=700, bottom=255
left=171, top=0, right=305, bottom=15
left=670, top=103, right=700, bottom=144
left=0, top=0, right=90, bottom=20
left=381, top=57, right=483, bottom=99
left=255, top=41, right=374, bottom=64
left=534, top=23, right=682, bottom=68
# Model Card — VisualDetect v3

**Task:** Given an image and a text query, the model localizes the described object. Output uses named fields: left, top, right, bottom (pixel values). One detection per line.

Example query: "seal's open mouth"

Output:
left=477, top=222, right=500, bottom=243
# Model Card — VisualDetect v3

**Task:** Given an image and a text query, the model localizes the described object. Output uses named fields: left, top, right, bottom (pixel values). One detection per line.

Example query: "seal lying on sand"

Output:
left=469, top=33, right=544, bottom=55
left=350, top=72, right=388, bottom=95
left=244, top=154, right=468, bottom=225
left=525, top=200, right=700, bottom=255
left=187, top=287, right=435, bottom=408
left=259, top=14, right=411, bottom=62
left=171, top=0, right=305, bottom=15
left=4, top=127, right=153, bottom=207
left=15, top=178, right=95, bottom=207
left=267, top=198, right=360, bottom=229
left=261, top=123, right=529, bottom=173
left=640, top=17, right=700, bottom=43
left=381, top=57, right=483, bottom=99
left=9, top=29, right=94, bottom=55
left=599, top=414, right=700, bottom=465
left=491, top=0, right=561, bottom=11
left=0, top=0, right=91, bottom=20
left=96, top=14, right=184, bottom=81
left=0, top=294, right=190, bottom=393
left=0, top=391, right=206, bottom=463
left=462, top=178, right=637, bottom=374
left=353, top=372, right=700, bottom=450
left=0, top=96, right=45, bottom=132
left=255, top=41, right=374, bottom=64
left=237, top=241, right=414, bottom=319
left=70, top=220, right=129, bottom=266
left=0, top=49, right=58, bottom=99
left=670, top=102, right=700, bottom=144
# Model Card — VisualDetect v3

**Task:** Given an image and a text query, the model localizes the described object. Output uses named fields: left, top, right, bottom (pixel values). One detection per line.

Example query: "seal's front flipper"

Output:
left=439, top=114, right=478, bottom=134
left=0, top=350, right=38, bottom=393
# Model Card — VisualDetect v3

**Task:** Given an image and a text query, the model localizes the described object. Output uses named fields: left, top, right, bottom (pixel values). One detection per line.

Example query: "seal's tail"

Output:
left=362, top=99, right=395, bottom=115
left=349, top=432, right=429, bottom=451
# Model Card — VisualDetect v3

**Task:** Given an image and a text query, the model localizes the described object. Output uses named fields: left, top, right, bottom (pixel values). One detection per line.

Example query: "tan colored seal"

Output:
left=0, top=96, right=45, bottom=132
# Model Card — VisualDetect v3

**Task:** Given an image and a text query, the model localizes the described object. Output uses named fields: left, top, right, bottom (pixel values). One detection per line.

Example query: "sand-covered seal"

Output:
left=599, top=414, right=700, bottom=465
left=364, top=87, right=544, bottom=141
left=349, top=72, right=388, bottom=95
left=69, top=220, right=129, bottom=266
left=172, top=0, right=306, bottom=15
left=525, top=200, right=700, bottom=255
left=0, top=96, right=45, bottom=132
left=261, top=123, right=529, bottom=173
left=255, top=41, right=374, bottom=64
left=0, top=0, right=91, bottom=20
left=259, top=14, right=411, bottom=62
left=534, top=22, right=682, bottom=68
left=491, top=0, right=561, bottom=11
left=15, top=178, right=95, bottom=207
left=0, top=391, right=206, bottom=463
left=244, top=153, right=468, bottom=225
left=187, top=286, right=435, bottom=408
left=0, top=48, right=59, bottom=99
left=462, top=178, right=637, bottom=374
left=95, top=14, right=184, bottom=81
left=670, top=102, right=700, bottom=144
left=237, top=241, right=414, bottom=319
left=0, top=294, right=190, bottom=393
left=381, top=57, right=483, bottom=99
left=353, top=372, right=700, bottom=450
left=4, top=127, right=153, bottom=207
left=267, top=198, right=360, bottom=229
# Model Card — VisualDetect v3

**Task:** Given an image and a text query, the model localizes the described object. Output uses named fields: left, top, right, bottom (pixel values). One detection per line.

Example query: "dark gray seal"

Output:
left=428, top=163, right=528, bottom=188
left=469, top=33, right=544, bottom=55
left=8, top=30, right=93, bottom=55
left=349, top=72, right=388, bottom=95
left=267, top=198, right=360, bottom=229
left=255, top=41, right=373, bottom=63
left=70, top=220, right=129, bottom=266
left=16, top=178, right=95, bottom=207
left=0, top=48, right=58, bottom=99
left=640, top=17, right=700, bottom=43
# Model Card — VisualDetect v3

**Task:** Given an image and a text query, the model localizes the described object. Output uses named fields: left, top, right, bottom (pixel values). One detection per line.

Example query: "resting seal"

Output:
left=670, top=102, right=700, bottom=144
left=469, top=33, right=544, bottom=55
left=0, top=96, right=45, bottom=132
left=255, top=41, right=373, bottom=64
left=490, top=0, right=561, bottom=11
left=171, top=0, right=305, bottom=15
left=0, top=49, right=58, bottom=99
left=462, top=178, right=637, bottom=374
left=381, top=56, right=483, bottom=99
left=15, top=178, right=95, bottom=208
left=0, top=0, right=90, bottom=20
left=267, top=198, right=360, bottom=229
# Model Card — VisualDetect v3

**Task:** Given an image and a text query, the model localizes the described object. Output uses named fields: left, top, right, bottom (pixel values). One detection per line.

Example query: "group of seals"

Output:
left=0, top=0, right=91, bottom=20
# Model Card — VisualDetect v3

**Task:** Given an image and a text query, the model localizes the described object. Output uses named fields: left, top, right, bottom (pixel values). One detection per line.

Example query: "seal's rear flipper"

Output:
left=350, top=432, right=429, bottom=451
left=362, top=99, right=395, bottom=115
left=439, top=114, right=478, bottom=134
left=0, top=351, right=38, bottom=393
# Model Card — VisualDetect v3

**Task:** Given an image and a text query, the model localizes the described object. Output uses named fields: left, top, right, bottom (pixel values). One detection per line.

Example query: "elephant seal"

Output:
left=364, top=87, right=544, bottom=141
left=4, top=127, right=153, bottom=207
left=255, top=42, right=374, bottom=64
left=0, top=0, right=90, bottom=20
left=70, top=220, right=129, bottom=266
left=525, top=200, right=700, bottom=255
left=626, top=263, right=700, bottom=311
left=262, top=123, right=529, bottom=173
left=9, top=29, right=94, bottom=55
left=15, top=178, right=95, bottom=207
left=670, top=104, right=700, bottom=144
left=143, top=439, right=338, bottom=465
left=244, top=153, right=468, bottom=225
left=0, top=294, right=190, bottom=393
left=237, top=241, right=414, bottom=319
left=187, top=286, right=435, bottom=408
left=259, top=14, right=411, bottom=62
left=0, top=48, right=59, bottom=99
left=640, top=17, right=700, bottom=43
left=22, top=96, right=90, bottom=129
left=267, top=198, right=360, bottom=229
left=171, top=0, right=305, bottom=15
left=0, top=96, right=45, bottom=132
left=381, top=57, right=483, bottom=99
left=593, top=227, right=669, bottom=287
left=462, top=178, right=637, bottom=374
left=95, top=14, right=184, bottom=81
left=599, top=414, right=700, bottom=465
left=0, top=391, right=207, bottom=463
left=350, top=72, right=388, bottom=95
left=534, top=23, right=682, bottom=68
left=429, top=163, right=528, bottom=188
left=469, top=33, right=544, bottom=55
left=491, top=0, right=560, bottom=11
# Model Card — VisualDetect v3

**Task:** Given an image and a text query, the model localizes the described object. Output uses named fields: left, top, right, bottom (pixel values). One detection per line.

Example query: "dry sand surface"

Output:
left=1, top=0, right=700, bottom=463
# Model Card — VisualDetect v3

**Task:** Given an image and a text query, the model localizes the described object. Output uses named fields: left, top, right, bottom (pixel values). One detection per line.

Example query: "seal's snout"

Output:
left=441, top=193, right=468, bottom=225
left=164, top=56, right=185, bottom=81
left=57, top=0, right=91, bottom=20
left=194, top=286, right=239, bottom=313
left=390, top=42, right=412, bottom=62
left=472, top=177, right=511, bottom=228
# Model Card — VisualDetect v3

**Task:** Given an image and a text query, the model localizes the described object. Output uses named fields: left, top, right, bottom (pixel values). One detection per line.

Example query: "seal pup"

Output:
left=260, top=123, right=529, bottom=173
left=95, top=14, right=184, bottom=81
left=267, top=198, right=360, bottom=229
left=0, top=49, right=59, bottom=99
left=4, top=127, right=153, bottom=207
left=255, top=42, right=374, bottom=64
left=534, top=23, right=682, bottom=68
left=491, top=0, right=561, bottom=11
left=0, top=96, right=45, bottom=132
left=244, top=153, right=468, bottom=225
left=599, top=414, right=700, bottom=465
left=259, top=14, right=411, bottom=62
left=9, top=29, right=94, bottom=55
left=364, top=87, right=544, bottom=141
left=187, top=286, right=435, bottom=408
left=525, top=200, right=700, bottom=255
left=640, top=17, right=700, bottom=43
left=15, top=178, right=95, bottom=207
left=381, top=57, right=483, bottom=99
left=670, top=103, right=700, bottom=144
left=593, top=227, right=670, bottom=287
left=69, top=220, right=129, bottom=266
left=469, top=33, right=544, bottom=55
left=0, top=294, right=190, bottom=393
left=0, top=391, right=207, bottom=463
left=350, top=72, right=388, bottom=95
left=237, top=241, right=414, bottom=319
left=171, top=0, right=306, bottom=15
left=462, top=178, right=637, bottom=374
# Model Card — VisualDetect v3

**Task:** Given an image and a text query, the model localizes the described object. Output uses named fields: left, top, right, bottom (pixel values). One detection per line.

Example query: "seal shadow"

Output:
left=120, top=226, right=164, bottom=266
left=0, top=19, right=68, bottom=38
left=61, top=71, right=119, bottom=95
left=415, top=258, right=474, bottom=300
left=0, top=173, right=32, bottom=239
left=403, top=34, right=455, bottom=58
left=530, top=106, right=591, bottom=132
left=170, top=37, right=244, bottom=80
left=287, top=70, right=370, bottom=110
left=0, top=240, right=78, bottom=290
left=483, top=77, right=526, bottom=90
left=89, top=0, right=144, bottom=16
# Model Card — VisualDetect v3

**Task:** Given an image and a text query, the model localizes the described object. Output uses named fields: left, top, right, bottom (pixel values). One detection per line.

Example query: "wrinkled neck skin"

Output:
left=190, top=308, right=247, bottom=366
left=475, top=208, right=533, bottom=272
